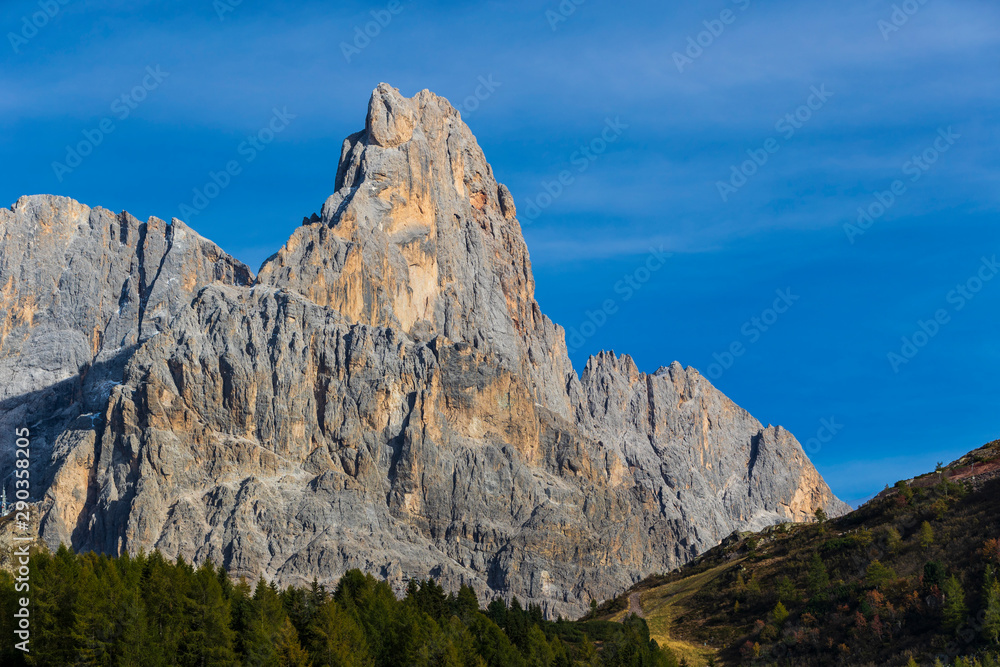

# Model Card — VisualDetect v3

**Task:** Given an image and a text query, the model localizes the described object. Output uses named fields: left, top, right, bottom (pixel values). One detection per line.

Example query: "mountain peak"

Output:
left=258, top=83, right=574, bottom=413
left=0, top=84, right=846, bottom=620
left=365, top=83, right=418, bottom=148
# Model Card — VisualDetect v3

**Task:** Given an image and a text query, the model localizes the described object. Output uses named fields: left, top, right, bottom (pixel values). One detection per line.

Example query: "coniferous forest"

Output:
left=0, top=546, right=678, bottom=666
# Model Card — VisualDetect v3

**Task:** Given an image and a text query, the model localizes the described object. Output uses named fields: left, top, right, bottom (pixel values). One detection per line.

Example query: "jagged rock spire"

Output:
left=0, top=85, right=847, bottom=620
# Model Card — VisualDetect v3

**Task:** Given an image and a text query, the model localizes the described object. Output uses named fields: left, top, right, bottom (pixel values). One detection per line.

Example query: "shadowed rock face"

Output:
left=0, top=83, right=848, bottom=619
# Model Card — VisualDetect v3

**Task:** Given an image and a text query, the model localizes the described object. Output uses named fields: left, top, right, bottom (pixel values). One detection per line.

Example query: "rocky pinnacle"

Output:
left=0, top=83, right=848, bottom=619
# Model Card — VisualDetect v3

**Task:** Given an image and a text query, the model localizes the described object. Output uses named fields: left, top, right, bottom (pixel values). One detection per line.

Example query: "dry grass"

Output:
left=634, top=560, right=737, bottom=666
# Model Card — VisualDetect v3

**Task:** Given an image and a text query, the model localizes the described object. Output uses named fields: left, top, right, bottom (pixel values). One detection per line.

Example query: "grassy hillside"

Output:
left=596, top=439, right=1000, bottom=666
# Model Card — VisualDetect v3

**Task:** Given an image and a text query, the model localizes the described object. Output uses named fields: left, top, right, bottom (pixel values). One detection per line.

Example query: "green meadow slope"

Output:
left=597, top=440, right=1000, bottom=667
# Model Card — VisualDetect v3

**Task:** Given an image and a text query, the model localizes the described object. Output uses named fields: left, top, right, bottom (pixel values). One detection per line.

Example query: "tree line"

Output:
left=0, top=546, right=679, bottom=666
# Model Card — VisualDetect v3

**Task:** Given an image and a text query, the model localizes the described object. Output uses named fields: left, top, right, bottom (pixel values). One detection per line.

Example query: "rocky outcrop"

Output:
left=0, top=84, right=848, bottom=618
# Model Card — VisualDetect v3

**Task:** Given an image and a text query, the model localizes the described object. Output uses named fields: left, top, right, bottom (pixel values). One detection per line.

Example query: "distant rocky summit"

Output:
left=0, top=83, right=848, bottom=618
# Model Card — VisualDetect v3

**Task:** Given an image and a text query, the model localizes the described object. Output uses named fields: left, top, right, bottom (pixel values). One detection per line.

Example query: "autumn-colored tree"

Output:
left=984, top=538, right=1000, bottom=565
left=895, top=480, right=914, bottom=504
left=305, top=599, right=373, bottom=667
left=866, top=560, right=897, bottom=589
left=871, top=614, right=884, bottom=640
left=275, top=617, right=312, bottom=667
left=932, top=497, right=950, bottom=520
left=885, top=526, right=903, bottom=554
left=920, top=521, right=935, bottom=549
left=771, top=601, right=790, bottom=626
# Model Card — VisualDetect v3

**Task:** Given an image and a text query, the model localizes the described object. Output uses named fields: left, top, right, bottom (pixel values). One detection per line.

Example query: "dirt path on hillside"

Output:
left=627, top=592, right=645, bottom=618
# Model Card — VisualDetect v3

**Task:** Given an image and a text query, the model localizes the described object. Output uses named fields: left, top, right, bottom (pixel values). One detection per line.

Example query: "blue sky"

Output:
left=2, top=0, right=998, bottom=506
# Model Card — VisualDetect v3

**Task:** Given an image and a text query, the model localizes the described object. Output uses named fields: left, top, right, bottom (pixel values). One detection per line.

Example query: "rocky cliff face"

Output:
left=0, top=83, right=848, bottom=618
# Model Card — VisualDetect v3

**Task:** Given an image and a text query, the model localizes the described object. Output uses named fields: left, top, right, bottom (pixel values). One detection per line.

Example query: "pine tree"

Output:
left=524, top=625, right=555, bottom=666
left=579, top=635, right=599, bottom=667
left=527, top=602, right=544, bottom=627
left=776, top=575, right=797, bottom=604
left=771, top=601, right=790, bottom=626
left=372, top=578, right=429, bottom=665
left=453, top=584, right=479, bottom=618
left=70, top=554, right=121, bottom=665
left=468, top=612, right=525, bottom=666
left=116, top=574, right=155, bottom=667
left=335, top=569, right=373, bottom=607
left=885, top=526, right=903, bottom=554
left=308, top=577, right=329, bottom=608
left=807, top=552, right=830, bottom=595
left=275, top=617, right=312, bottom=667
left=866, top=560, right=897, bottom=589
left=920, top=521, right=935, bottom=549
left=141, top=550, right=187, bottom=660
left=550, top=635, right=572, bottom=667
left=30, top=546, right=80, bottom=665
left=924, top=561, right=946, bottom=590
left=0, top=570, right=27, bottom=666
left=414, top=578, right=447, bottom=620
left=179, top=561, right=238, bottom=666
left=305, top=599, right=374, bottom=666
left=984, top=578, right=1000, bottom=644
left=506, top=597, right=529, bottom=649
left=942, top=575, right=968, bottom=633
left=450, top=616, right=488, bottom=667
left=415, top=620, right=465, bottom=667
left=282, top=584, right=313, bottom=637
left=486, top=597, right=508, bottom=629
left=239, top=577, right=288, bottom=665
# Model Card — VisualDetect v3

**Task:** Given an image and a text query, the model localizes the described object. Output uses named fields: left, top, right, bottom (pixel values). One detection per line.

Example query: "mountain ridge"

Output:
left=0, top=83, right=847, bottom=619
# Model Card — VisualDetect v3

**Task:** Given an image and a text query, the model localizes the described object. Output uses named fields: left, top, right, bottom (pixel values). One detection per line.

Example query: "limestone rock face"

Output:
left=0, top=84, right=848, bottom=619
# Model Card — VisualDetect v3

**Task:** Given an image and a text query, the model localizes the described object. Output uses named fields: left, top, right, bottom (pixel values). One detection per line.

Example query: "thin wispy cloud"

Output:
left=2, top=0, right=998, bottom=504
